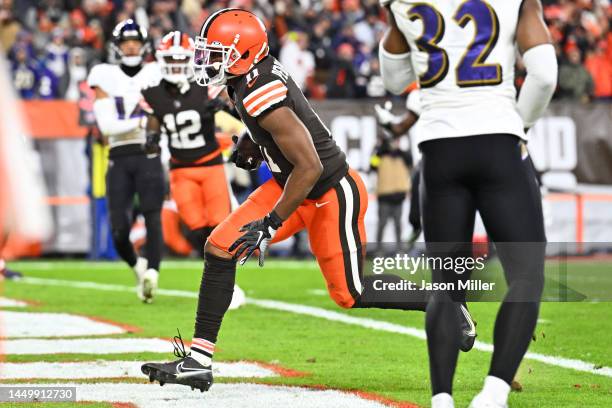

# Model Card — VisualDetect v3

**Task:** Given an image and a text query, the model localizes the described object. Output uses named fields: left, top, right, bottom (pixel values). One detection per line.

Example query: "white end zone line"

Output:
left=0, top=361, right=279, bottom=380
left=14, top=276, right=612, bottom=378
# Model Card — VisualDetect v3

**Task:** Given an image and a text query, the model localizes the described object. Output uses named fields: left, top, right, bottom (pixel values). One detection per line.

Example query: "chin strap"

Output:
left=178, top=80, right=191, bottom=94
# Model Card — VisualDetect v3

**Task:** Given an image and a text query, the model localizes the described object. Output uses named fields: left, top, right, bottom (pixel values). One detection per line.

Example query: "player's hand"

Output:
left=374, top=101, right=397, bottom=132
left=206, top=97, right=229, bottom=114
left=229, top=211, right=283, bottom=267
left=144, top=133, right=161, bottom=155
left=229, top=133, right=263, bottom=171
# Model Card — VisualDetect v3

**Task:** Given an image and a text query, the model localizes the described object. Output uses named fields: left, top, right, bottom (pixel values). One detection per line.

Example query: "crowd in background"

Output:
left=1, top=0, right=610, bottom=101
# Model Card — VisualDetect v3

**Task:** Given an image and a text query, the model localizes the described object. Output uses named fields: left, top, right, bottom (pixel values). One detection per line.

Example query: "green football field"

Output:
left=2, top=259, right=611, bottom=407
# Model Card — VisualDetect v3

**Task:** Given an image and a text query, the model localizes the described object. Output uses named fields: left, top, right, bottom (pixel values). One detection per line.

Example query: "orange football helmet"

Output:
left=156, top=31, right=195, bottom=84
left=193, top=8, right=269, bottom=86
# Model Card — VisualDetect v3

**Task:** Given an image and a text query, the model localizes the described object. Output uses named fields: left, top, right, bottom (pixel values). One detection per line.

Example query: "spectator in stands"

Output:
left=326, top=42, right=357, bottom=98
left=365, top=57, right=386, bottom=97
left=0, top=0, right=21, bottom=51
left=353, top=6, right=385, bottom=49
left=584, top=39, right=612, bottom=100
left=68, top=9, right=103, bottom=51
left=10, top=44, right=38, bottom=99
left=308, top=18, right=333, bottom=71
left=42, top=28, right=69, bottom=96
left=2, top=0, right=609, bottom=102
left=65, top=47, right=88, bottom=101
left=558, top=45, right=594, bottom=102
left=279, top=31, right=314, bottom=92
left=36, top=60, right=60, bottom=99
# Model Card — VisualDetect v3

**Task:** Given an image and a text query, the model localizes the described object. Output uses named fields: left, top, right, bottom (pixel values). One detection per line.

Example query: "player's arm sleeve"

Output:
left=516, top=44, right=557, bottom=128
left=243, top=76, right=289, bottom=118
left=379, top=46, right=416, bottom=95
left=405, top=89, right=422, bottom=116
left=92, top=98, right=142, bottom=137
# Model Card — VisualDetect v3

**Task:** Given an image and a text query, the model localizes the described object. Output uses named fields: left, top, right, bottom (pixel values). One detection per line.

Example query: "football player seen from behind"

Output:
left=380, top=0, right=557, bottom=407
left=141, top=8, right=475, bottom=393
left=88, top=19, right=164, bottom=303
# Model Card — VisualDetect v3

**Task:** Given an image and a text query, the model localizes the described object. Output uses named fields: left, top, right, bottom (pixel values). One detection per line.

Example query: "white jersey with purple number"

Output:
left=390, top=0, right=525, bottom=143
left=87, top=62, right=161, bottom=147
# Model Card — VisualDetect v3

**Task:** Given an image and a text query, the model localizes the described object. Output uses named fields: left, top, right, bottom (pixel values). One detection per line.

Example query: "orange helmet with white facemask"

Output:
left=156, top=31, right=195, bottom=84
left=193, top=8, right=269, bottom=86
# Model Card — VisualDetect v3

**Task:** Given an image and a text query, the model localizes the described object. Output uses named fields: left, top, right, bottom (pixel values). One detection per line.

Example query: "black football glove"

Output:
left=228, top=211, right=283, bottom=266
left=144, top=132, right=161, bottom=155
left=206, top=97, right=229, bottom=114
left=229, top=133, right=263, bottom=171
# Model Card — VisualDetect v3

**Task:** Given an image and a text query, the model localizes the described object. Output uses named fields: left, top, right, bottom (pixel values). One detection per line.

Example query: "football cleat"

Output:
left=141, top=331, right=213, bottom=392
left=468, top=393, right=508, bottom=408
left=459, top=304, right=477, bottom=352
left=432, top=393, right=455, bottom=408
left=1, top=267, right=23, bottom=280
left=228, top=284, right=247, bottom=310
left=141, top=269, right=159, bottom=304
left=133, top=257, right=148, bottom=301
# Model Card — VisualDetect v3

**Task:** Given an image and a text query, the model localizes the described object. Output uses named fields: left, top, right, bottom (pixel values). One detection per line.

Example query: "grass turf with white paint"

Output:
left=3, top=259, right=611, bottom=407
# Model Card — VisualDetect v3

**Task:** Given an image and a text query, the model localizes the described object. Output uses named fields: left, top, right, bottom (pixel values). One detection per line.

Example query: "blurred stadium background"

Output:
left=0, top=0, right=611, bottom=260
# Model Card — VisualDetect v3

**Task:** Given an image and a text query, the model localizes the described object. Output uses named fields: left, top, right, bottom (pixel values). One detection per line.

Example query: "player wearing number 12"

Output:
left=380, top=0, right=557, bottom=407
left=141, top=31, right=232, bottom=256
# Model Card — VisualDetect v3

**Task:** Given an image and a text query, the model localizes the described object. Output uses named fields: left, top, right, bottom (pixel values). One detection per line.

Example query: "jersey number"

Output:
left=114, top=96, right=144, bottom=119
left=162, top=110, right=206, bottom=149
left=408, top=0, right=502, bottom=88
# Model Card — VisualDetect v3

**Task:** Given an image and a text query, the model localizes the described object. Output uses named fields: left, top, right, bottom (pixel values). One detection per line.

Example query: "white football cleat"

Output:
left=432, top=393, right=454, bottom=408
left=133, top=257, right=148, bottom=301
left=228, top=284, right=247, bottom=310
left=141, top=268, right=159, bottom=304
left=468, top=393, right=508, bottom=408
left=133, top=257, right=148, bottom=281
left=469, top=376, right=510, bottom=408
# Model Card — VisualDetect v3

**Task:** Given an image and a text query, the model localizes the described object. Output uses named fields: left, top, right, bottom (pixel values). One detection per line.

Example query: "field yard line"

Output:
left=16, top=277, right=612, bottom=378
left=1, top=361, right=278, bottom=379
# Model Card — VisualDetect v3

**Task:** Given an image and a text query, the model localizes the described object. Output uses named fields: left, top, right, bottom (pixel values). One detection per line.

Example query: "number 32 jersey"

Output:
left=390, top=0, right=525, bottom=142
left=141, top=80, right=221, bottom=168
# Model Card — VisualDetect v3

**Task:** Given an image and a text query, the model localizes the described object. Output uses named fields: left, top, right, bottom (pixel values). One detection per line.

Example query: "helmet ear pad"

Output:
left=227, top=49, right=251, bottom=75
left=227, top=43, right=268, bottom=76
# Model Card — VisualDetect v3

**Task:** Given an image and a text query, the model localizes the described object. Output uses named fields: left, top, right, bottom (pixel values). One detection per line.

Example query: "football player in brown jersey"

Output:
left=142, top=31, right=232, bottom=257
left=141, top=9, right=475, bottom=392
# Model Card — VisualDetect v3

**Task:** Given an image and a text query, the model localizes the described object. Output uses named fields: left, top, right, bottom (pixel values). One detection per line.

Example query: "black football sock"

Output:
left=426, top=292, right=462, bottom=396
left=488, top=301, right=540, bottom=384
left=193, top=252, right=236, bottom=344
left=111, top=220, right=137, bottom=268
left=143, top=210, right=162, bottom=271
left=353, top=274, right=428, bottom=311
left=488, top=242, right=544, bottom=384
